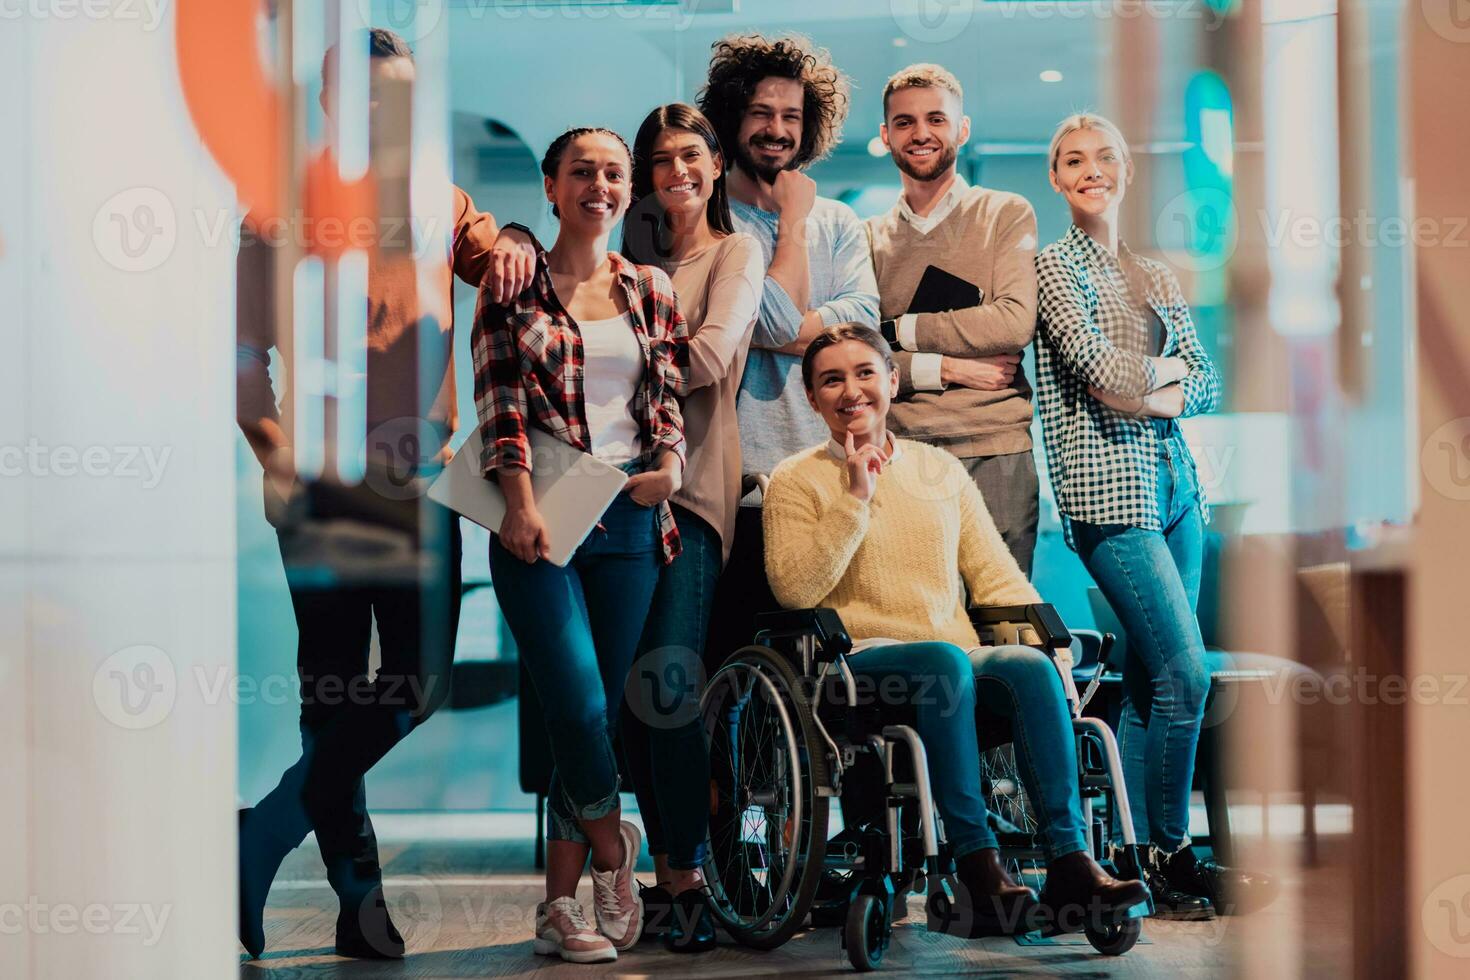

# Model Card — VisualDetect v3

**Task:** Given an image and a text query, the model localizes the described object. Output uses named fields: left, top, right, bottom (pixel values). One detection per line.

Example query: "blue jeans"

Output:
left=622, top=504, right=719, bottom=871
left=847, top=642, right=1089, bottom=861
left=1071, top=435, right=1211, bottom=852
left=490, top=491, right=661, bottom=845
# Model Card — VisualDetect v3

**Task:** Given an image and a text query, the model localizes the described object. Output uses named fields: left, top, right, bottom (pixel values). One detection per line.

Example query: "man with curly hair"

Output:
left=698, top=33, right=879, bottom=661
left=697, top=33, right=879, bottom=484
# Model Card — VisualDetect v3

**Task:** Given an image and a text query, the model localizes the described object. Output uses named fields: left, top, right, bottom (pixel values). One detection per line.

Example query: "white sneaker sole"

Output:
left=534, top=936, right=617, bottom=963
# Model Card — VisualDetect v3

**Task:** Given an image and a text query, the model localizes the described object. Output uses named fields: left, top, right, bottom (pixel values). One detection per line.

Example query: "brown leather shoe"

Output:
left=952, top=847, right=1039, bottom=935
left=1037, top=851, right=1150, bottom=933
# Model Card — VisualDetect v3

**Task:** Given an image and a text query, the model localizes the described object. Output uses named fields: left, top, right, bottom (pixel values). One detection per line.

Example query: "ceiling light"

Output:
left=867, top=136, right=888, bottom=157
left=1040, top=70, right=1063, bottom=83
left=892, top=37, right=908, bottom=47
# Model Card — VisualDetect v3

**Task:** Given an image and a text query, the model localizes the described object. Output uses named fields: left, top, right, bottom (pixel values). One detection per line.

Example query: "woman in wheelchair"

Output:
left=760, top=323, right=1148, bottom=933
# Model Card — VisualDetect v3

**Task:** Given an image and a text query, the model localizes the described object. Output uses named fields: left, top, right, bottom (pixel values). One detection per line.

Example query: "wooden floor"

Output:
left=242, top=818, right=1350, bottom=979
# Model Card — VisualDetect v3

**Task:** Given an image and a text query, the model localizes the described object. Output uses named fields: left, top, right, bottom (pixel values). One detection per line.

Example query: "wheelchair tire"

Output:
left=845, top=894, right=887, bottom=972
left=701, top=645, right=831, bottom=951
left=1084, top=915, right=1141, bottom=956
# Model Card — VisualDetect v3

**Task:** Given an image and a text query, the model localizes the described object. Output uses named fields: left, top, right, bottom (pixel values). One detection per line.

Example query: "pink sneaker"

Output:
left=590, top=821, right=645, bottom=950
left=534, top=897, right=616, bottom=964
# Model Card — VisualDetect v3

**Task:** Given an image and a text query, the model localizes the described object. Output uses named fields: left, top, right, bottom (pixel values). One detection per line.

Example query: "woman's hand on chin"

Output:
left=844, top=430, right=888, bottom=503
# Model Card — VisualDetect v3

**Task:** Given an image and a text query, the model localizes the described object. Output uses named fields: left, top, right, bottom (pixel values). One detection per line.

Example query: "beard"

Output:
left=735, top=137, right=796, bottom=184
left=892, top=142, right=958, bottom=183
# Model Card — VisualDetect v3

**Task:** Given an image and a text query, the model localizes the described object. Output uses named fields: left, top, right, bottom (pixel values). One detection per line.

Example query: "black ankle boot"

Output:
left=639, top=883, right=673, bottom=941
left=1163, top=847, right=1279, bottom=916
left=1142, top=846, right=1216, bottom=921
left=325, top=853, right=405, bottom=960
left=664, top=889, right=716, bottom=953
left=952, top=848, right=1040, bottom=936
left=333, top=882, right=405, bottom=959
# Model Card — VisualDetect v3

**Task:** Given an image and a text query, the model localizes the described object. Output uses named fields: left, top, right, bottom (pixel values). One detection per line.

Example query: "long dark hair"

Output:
left=622, top=103, right=735, bottom=266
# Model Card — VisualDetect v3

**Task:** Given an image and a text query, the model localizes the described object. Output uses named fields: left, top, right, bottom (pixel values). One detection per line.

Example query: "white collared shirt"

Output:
left=894, top=173, right=971, bottom=391
left=894, top=171, right=969, bottom=237
left=825, top=431, right=902, bottom=463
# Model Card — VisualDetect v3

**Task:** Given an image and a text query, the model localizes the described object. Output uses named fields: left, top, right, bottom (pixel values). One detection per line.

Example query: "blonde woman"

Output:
left=1034, top=112, right=1273, bottom=917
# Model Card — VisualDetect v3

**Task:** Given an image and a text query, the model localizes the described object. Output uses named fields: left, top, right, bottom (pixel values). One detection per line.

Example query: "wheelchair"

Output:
left=697, top=601, right=1153, bottom=971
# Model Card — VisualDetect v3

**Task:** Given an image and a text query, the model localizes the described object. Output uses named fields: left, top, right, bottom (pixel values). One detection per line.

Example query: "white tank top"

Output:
left=578, top=312, right=643, bottom=465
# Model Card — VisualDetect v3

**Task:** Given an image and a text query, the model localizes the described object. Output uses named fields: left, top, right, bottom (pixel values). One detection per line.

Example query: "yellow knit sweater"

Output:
left=763, top=438, right=1041, bottom=648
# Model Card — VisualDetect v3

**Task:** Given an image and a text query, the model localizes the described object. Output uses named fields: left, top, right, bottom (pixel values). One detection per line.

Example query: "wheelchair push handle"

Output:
left=967, top=603, right=1074, bottom=653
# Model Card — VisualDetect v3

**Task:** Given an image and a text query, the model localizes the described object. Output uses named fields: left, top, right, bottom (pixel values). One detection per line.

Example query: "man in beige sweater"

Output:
left=866, top=64, right=1040, bottom=575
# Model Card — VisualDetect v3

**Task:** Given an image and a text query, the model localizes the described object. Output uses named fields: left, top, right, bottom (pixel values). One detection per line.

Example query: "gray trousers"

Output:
left=960, top=450, right=1040, bottom=580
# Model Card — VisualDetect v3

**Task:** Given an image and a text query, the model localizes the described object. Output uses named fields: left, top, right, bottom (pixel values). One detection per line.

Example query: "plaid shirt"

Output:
left=471, top=235, right=689, bottom=563
left=1034, top=224, right=1222, bottom=548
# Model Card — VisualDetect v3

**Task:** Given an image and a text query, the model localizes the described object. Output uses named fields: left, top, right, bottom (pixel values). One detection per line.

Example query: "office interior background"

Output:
left=3, top=0, right=1469, bottom=976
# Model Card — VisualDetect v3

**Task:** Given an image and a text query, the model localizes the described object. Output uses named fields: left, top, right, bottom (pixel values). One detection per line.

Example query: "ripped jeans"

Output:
left=490, top=491, right=661, bottom=844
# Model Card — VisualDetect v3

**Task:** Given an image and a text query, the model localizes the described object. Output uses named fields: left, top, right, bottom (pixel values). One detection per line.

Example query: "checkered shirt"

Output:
left=1033, top=224, right=1222, bottom=549
left=472, top=234, right=689, bottom=563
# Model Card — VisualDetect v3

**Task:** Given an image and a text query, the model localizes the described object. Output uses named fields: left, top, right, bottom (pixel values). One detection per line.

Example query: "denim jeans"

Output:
left=1071, top=434, right=1211, bottom=852
left=846, top=641, right=1089, bottom=861
left=491, top=491, right=661, bottom=845
left=622, top=504, right=720, bottom=871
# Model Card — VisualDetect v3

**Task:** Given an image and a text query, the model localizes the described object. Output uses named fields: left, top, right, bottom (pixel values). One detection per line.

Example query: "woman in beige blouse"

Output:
left=618, top=102, right=764, bottom=952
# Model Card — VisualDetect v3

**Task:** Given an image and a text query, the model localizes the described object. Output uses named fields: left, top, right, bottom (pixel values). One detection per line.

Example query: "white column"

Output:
left=0, top=7, right=237, bottom=978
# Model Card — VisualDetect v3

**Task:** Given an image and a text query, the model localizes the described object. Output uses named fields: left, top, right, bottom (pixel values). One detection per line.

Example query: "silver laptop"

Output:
left=428, top=426, right=628, bottom=566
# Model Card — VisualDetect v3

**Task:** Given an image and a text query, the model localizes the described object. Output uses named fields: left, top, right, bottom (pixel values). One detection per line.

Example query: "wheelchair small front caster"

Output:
left=1084, top=915, right=1141, bottom=956
left=845, top=894, right=889, bottom=971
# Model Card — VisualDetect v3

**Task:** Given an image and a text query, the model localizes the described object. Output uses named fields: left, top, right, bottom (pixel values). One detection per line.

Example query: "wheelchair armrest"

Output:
left=753, top=607, right=854, bottom=658
left=968, top=603, right=1073, bottom=652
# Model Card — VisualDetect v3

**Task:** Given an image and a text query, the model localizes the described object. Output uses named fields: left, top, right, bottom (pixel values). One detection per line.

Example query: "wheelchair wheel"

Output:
left=979, top=743, right=1045, bottom=879
left=1085, top=915, right=1141, bottom=956
left=845, top=894, right=888, bottom=972
left=701, top=645, right=831, bottom=950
